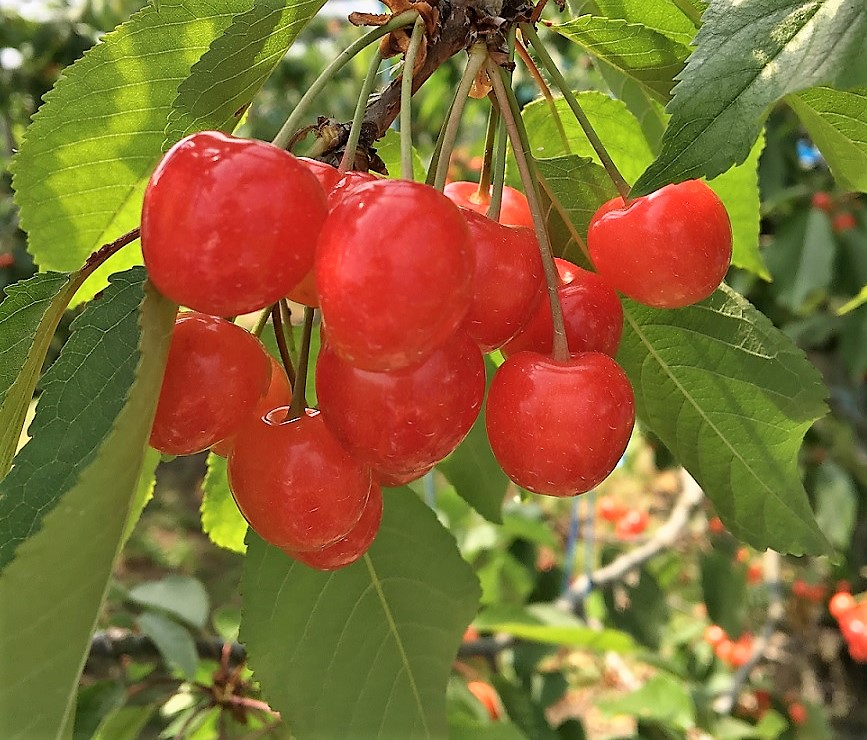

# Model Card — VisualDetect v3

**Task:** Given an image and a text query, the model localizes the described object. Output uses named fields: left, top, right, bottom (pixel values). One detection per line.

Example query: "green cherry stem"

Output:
left=486, top=56, right=569, bottom=362
left=400, top=17, right=427, bottom=180
left=486, top=95, right=508, bottom=221
left=251, top=305, right=272, bottom=338
left=279, top=299, right=297, bottom=357
left=288, top=307, right=315, bottom=420
left=520, top=23, right=631, bottom=202
left=272, top=9, right=419, bottom=150
left=476, top=104, right=499, bottom=202
left=432, top=43, right=489, bottom=191
left=515, top=37, right=571, bottom=155
left=339, top=48, right=384, bottom=173
left=271, top=303, right=297, bottom=388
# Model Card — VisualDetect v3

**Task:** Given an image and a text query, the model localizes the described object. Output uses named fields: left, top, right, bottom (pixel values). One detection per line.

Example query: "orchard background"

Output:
left=1, top=0, right=867, bottom=738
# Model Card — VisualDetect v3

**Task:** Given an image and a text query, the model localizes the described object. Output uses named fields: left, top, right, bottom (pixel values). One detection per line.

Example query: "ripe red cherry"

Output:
left=316, top=332, right=485, bottom=480
left=458, top=208, right=544, bottom=352
left=587, top=180, right=732, bottom=308
left=466, top=681, right=502, bottom=721
left=286, top=483, right=383, bottom=571
left=485, top=352, right=635, bottom=496
left=788, top=702, right=807, bottom=726
left=597, top=495, right=627, bottom=523
left=829, top=591, right=856, bottom=619
left=376, top=464, right=434, bottom=488
left=298, top=157, right=342, bottom=192
left=615, top=509, right=648, bottom=539
left=150, top=312, right=271, bottom=456
left=316, top=179, right=474, bottom=371
left=327, top=170, right=378, bottom=209
left=833, top=211, right=857, bottom=232
left=141, top=131, right=328, bottom=316
left=228, top=408, right=371, bottom=551
left=444, top=180, right=533, bottom=228
left=704, top=624, right=727, bottom=647
left=811, top=191, right=833, bottom=211
left=502, top=258, right=623, bottom=358
left=211, top=356, right=292, bottom=457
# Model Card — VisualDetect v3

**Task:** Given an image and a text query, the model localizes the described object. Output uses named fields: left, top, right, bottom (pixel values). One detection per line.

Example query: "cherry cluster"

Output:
left=703, top=624, right=754, bottom=668
left=828, top=589, right=867, bottom=663
left=597, top=495, right=649, bottom=539
left=141, top=130, right=732, bottom=570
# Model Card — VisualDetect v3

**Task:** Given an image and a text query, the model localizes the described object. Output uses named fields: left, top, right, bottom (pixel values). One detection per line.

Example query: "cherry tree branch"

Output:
left=556, top=469, right=706, bottom=611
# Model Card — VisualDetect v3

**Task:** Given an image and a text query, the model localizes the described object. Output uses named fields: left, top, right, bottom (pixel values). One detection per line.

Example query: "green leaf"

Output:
left=92, top=706, right=155, bottom=740
left=632, top=0, right=867, bottom=196
left=813, top=460, right=857, bottom=549
left=705, top=133, right=769, bottom=280
left=11, top=0, right=245, bottom=303
left=491, top=676, right=559, bottom=740
left=440, top=357, right=508, bottom=524
left=700, top=550, right=746, bottom=635
left=0, top=269, right=175, bottom=572
left=449, top=719, right=529, bottom=740
left=0, top=270, right=175, bottom=740
left=764, top=209, right=835, bottom=312
left=128, top=575, right=210, bottom=629
left=166, top=0, right=326, bottom=140
left=787, top=86, right=867, bottom=193
left=240, top=490, right=481, bottom=739
left=593, top=0, right=699, bottom=45
left=370, top=129, right=427, bottom=181
left=618, top=286, right=831, bottom=555
left=0, top=272, right=80, bottom=477
left=201, top=452, right=248, bottom=553
left=599, top=674, right=695, bottom=731
left=554, top=16, right=690, bottom=103
left=121, top=449, right=160, bottom=545
left=475, top=604, right=636, bottom=653
left=523, top=92, right=655, bottom=184
left=136, top=611, right=199, bottom=680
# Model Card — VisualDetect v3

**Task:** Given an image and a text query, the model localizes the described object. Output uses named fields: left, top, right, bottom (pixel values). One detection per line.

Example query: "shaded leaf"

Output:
left=128, top=575, right=210, bottom=629
left=0, top=270, right=175, bottom=739
left=449, top=719, right=529, bottom=739
left=700, top=550, right=746, bottom=635
left=136, top=611, right=198, bottom=680
left=554, top=16, right=690, bottom=102
left=93, top=706, right=155, bottom=740
left=0, top=272, right=79, bottom=477
left=240, top=490, right=481, bottom=739
left=599, top=674, right=695, bottom=731
left=440, top=357, right=508, bottom=524
left=166, top=0, right=326, bottom=140
left=11, top=0, right=245, bottom=303
left=632, top=0, right=867, bottom=195
left=201, top=452, right=248, bottom=553
left=813, top=460, right=857, bottom=549
left=491, top=676, right=559, bottom=740
left=788, top=86, right=867, bottom=193
left=618, top=287, right=830, bottom=555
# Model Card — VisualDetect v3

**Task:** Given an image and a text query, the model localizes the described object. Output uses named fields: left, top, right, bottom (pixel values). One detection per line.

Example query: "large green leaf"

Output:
left=11, top=0, right=245, bottom=303
left=201, top=452, right=248, bottom=553
left=0, top=269, right=176, bottom=571
left=554, top=16, right=690, bottom=103
left=240, top=490, right=481, bottom=739
left=618, top=287, right=830, bottom=555
left=0, top=272, right=80, bottom=477
left=700, top=550, right=747, bottom=635
left=787, top=86, right=867, bottom=193
left=593, top=0, right=699, bottom=44
left=166, top=0, right=326, bottom=140
left=439, top=358, right=509, bottom=524
left=632, top=0, right=867, bottom=196
left=0, top=269, right=175, bottom=739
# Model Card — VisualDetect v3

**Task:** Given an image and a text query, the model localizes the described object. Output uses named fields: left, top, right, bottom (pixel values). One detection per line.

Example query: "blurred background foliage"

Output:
left=1, top=1, right=865, bottom=737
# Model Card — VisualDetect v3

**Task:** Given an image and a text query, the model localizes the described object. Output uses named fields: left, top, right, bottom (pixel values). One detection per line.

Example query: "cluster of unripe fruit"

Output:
left=140, top=130, right=732, bottom=569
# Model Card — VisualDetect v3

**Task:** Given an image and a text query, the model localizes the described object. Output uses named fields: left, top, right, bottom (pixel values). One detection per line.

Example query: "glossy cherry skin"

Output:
left=210, top=356, right=292, bottom=457
left=316, top=332, right=485, bottom=480
left=502, top=258, right=623, bottom=358
left=142, top=131, right=328, bottom=316
left=298, top=157, right=342, bottom=192
left=587, top=180, right=732, bottom=309
left=376, top=464, right=434, bottom=488
left=228, top=407, right=371, bottom=551
left=459, top=208, right=544, bottom=352
left=286, top=483, right=383, bottom=570
left=316, top=179, right=474, bottom=371
left=150, top=312, right=271, bottom=456
left=444, top=181, right=533, bottom=228
left=486, top=352, right=635, bottom=496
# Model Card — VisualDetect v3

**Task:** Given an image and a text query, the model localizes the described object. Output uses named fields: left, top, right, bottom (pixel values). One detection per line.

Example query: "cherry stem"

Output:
left=288, top=307, right=315, bottom=420
left=251, top=306, right=272, bottom=338
left=432, top=43, right=489, bottom=192
left=271, top=9, right=419, bottom=150
left=515, top=37, right=571, bottom=155
left=400, top=17, right=426, bottom=180
left=279, top=299, right=297, bottom=356
left=271, top=303, right=297, bottom=388
left=339, top=48, right=384, bottom=173
left=486, top=56, right=569, bottom=362
left=486, top=94, right=508, bottom=221
left=476, top=105, right=499, bottom=202
left=79, top=226, right=141, bottom=281
left=520, top=23, right=631, bottom=202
